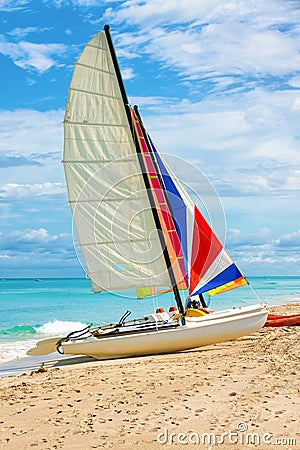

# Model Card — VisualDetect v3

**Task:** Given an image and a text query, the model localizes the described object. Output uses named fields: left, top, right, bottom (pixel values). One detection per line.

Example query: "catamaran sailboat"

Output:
left=28, top=26, right=267, bottom=359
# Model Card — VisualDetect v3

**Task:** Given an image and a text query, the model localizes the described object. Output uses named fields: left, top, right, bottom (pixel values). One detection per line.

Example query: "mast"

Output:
left=104, top=25, right=185, bottom=316
left=104, top=25, right=132, bottom=126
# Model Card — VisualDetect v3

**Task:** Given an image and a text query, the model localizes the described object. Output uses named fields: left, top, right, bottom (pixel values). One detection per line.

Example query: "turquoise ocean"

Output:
left=0, top=276, right=300, bottom=364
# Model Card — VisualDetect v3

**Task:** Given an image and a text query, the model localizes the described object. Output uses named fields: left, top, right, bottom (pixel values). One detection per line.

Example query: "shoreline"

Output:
left=0, top=300, right=298, bottom=377
left=0, top=303, right=299, bottom=449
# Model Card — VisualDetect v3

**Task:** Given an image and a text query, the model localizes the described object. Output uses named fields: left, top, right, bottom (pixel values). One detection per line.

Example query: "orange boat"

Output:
left=264, top=313, right=300, bottom=327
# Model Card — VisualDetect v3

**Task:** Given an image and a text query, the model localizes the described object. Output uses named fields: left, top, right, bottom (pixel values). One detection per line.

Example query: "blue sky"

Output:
left=0, top=0, right=300, bottom=278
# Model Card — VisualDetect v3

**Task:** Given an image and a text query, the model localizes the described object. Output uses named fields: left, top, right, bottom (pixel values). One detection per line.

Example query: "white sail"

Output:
left=63, top=31, right=170, bottom=292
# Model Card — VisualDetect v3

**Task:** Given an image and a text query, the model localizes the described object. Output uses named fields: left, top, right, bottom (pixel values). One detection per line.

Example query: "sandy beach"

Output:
left=0, top=303, right=299, bottom=449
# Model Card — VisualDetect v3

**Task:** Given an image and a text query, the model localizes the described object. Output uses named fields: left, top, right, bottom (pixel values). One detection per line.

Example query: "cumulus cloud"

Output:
left=0, top=228, right=72, bottom=255
left=7, top=27, right=50, bottom=38
left=30, top=151, right=61, bottom=161
left=105, top=0, right=300, bottom=93
left=137, top=87, right=300, bottom=198
left=104, top=0, right=220, bottom=26
left=0, top=0, right=299, bottom=276
left=276, top=230, right=300, bottom=247
left=121, top=67, right=135, bottom=80
left=225, top=227, right=300, bottom=275
left=0, top=35, right=67, bottom=73
left=227, top=228, right=273, bottom=246
left=0, top=182, right=65, bottom=200
left=43, top=0, right=101, bottom=7
left=209, top=162, right=300, bottom=198
left=11, top=227, right=56, bottom=243
left=0, top=154, right=42, bottom=168
left=2, top=93, right=296, bottom=202
left=0, top=227, right=80, bottom=276
left=0, top=109, right=63, bottom=156
left=0, top=253, right=12, bottom=260
left=288, top=76, right=300, bottom=89
left=0, top=0, right=28, bottom=11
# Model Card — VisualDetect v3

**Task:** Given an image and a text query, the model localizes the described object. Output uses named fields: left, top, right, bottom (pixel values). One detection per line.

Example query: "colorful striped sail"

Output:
left=208, top=276, right=248, bottom=296
left=132, top=109, right=188, bottom=294
left=147, top=136, right=245, bottom=298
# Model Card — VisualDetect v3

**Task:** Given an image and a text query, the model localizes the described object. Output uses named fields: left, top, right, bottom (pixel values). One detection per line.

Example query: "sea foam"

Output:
left=0, top=320, right=87, bottom=364
left=0, top=340, right=39, bottom=364
left=35, top=320, right=88, bottom=335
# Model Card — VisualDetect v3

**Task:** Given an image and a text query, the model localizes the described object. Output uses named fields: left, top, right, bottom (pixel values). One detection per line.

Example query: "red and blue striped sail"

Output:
left=148, top=136, right=190, bottom=280
left=132, top=109, right=188, bottom=296
left=148, top=135, right=246, bottom=297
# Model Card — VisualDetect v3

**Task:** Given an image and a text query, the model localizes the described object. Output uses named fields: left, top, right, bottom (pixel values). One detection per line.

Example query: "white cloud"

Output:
left=25, top=77, right=36, bottom=86
left=0, top=182, right=65, bottom=200
left=12, top=227, right=56, bottom=243
left=44, top=0, right=103, bottom=7
left=0, top=0, right=28, bottom=11
left=291, top=96, right=300, bottom=111
left=0, top=36, right=66, bottom=73
left=10, top=228, right=71, bottom=246
left=0, top=227, right=77, bottom=277
left=277, top=230, right=300, bottom=247
left=227, top=228, right=272, bottom=246
left=210, top=163, right=300, bottom=198
left=0, top=254, right=12, bottom=259
left=0, top=227, right=72, bottom=252
left=7, top=27, right=51, bottom=38
left=0, top=109, right=64, bottom=190
left=107, top=1, right=300, bottom=92
left=137, top=87, right=300, bottom=198
left=225, top=227, right=300, bottom=275
left=121, top=67, right=135, bottom=80
left=106, top=0, right=220, bottom=26
left=243, top=254, right=300, bottom=265
left=103, top=2, right=300, bottom=204
left=0, top=1, right=299, bottom=276
left=0, top=109, right=63, bottom=156
left=73, top=0, right=100, bottom=5
left=0, top=83, right=298, bottom=204
left=288, top=76, right=300, bottom=88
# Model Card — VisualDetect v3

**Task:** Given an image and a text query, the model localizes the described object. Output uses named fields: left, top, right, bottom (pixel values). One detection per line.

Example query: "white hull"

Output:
left=61, top=304, right=268, bottom=359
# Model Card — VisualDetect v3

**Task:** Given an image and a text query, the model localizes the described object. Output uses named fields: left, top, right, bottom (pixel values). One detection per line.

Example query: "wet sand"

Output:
left=0, top=303, right=299, bottom=449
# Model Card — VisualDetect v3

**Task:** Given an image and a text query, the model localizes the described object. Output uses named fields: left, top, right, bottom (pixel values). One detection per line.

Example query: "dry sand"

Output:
left=0, top=303, right=299, bottom=449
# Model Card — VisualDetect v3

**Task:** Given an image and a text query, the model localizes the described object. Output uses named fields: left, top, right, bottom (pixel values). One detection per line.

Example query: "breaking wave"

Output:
left=0, top=320, right=88, bottom=364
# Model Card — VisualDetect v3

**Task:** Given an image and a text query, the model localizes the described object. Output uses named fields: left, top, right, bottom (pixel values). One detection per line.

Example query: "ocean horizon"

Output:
left=1, top=276, right=300, bottom=364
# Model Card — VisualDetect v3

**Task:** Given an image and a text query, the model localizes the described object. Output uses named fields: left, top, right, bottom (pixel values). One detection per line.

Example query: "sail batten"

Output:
left=75, top=62, right=113, bottom=73
left=84, top=43, right=109, bottom=51
left=79, top=238, right=149, bottom=246
left=69, top=87, right=123, bottom=100
left=64, top=121, right=129, bottom=127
